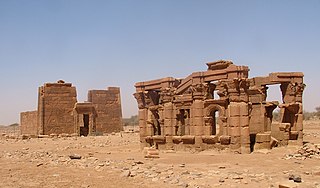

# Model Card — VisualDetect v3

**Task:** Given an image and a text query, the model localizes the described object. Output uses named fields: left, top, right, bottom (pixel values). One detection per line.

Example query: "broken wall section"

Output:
left=20, top=111, right=38, bottom=135
left=88, top=87, right=123, bottom=134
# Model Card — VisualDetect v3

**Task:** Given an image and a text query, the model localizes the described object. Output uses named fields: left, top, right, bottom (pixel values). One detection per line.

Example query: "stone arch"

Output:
left=204, top=104, right=225, bottom=135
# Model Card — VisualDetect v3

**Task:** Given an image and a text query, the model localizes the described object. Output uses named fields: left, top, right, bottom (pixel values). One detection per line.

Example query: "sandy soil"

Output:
left=1, top=121, right=320, bottom=188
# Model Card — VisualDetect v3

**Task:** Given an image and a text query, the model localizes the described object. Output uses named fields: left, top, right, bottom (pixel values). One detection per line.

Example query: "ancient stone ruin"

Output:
left=134, top=60, right=305, bottom=153
left=20, top=80, right=123, bottom=136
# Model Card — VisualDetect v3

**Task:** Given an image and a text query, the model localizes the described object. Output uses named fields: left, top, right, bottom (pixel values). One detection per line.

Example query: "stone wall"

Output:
left=20, top=111, right=38, bottom=135
left=88, top=87, right=123, bottom=133
left=38, top=81, right=77, bottom=135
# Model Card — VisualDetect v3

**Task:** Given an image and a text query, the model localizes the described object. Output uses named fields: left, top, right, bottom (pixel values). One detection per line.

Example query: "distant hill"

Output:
left=123, top=115, right=138, bottom=126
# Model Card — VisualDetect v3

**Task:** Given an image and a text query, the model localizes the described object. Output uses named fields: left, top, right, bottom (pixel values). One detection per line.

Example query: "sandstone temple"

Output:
left=134, top=60, right=305, bottom=153
left=20, top=80, right=123, bottom=136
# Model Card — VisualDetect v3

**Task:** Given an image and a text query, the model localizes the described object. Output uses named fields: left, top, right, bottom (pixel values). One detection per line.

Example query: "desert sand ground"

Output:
left=1, top=121, right=320, bottom=188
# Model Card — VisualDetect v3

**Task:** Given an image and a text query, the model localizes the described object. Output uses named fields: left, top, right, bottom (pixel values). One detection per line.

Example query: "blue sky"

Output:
left=0, top=0, right=319, bottom=125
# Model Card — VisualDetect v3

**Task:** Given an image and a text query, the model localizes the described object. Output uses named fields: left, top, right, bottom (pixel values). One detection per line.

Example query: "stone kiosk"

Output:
left=134, top=60, right=305, bottom=153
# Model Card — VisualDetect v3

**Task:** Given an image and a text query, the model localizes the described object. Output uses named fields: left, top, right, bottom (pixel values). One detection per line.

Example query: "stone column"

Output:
left=146, top=109, right=154, bottom=136
left=296, top=103, right=303, bottom=143
left=227, top=80, right=250, bottom=154
left=73, top=111, right=79, bottom=136
left=163, top=102, right=174, bottom=136
left=158, top=107, right=164, bottom=136
left=138, top=108, right=148, bottom=148
left=191, top=99, right=204, bottom=147
left=163, top=102, right=175, bottom=149
left=89, top=114, right=94, bottom=136
left=37, top=87, right=44, bottom=135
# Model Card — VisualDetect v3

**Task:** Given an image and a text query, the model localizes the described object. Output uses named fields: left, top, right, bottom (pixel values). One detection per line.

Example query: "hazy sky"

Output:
left=0, top=0, right=319, bottom=125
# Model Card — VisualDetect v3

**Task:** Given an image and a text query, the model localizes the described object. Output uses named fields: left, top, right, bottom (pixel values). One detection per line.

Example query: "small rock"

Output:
left=36, top=163, right=43, bottom=167
left=293, top=175, right=302, bottom=183
left=130, top=171, right=137, bottom=177
left=69, top=154, right=82, bottom=159
left=134, top=161, right=144, bottom=165
left=178, top=182, right=189, bottom=187
left=288, top=174, right=302, bottom=183
left=151, top=177, right=159, bottom=182
left=120, top=170, right=131, bottom=177
left=98, top=163, right=104, bottom=167
left=279, top=181, right=298, bottom=188
left=181, top=170, right=190, bottom=175
left=313, top=171, right=320, bottom=176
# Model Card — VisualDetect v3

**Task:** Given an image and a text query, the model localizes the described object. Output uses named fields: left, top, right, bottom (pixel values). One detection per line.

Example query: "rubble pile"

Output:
left=284, top=143, right=320, bottom=160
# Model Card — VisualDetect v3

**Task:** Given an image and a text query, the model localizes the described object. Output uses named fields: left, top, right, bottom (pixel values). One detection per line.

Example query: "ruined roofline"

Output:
left=269, top=72, right=304, bottom=78
left=135, top=60, right=250, bottom=92
left=251, top=72, right=304, bottom=86
left=43, top=80, right=73, bottom=87
left=88, top=87, right=120, bottom=92
left=135, top=77, right=180, bottom=92
left=206, top=60, right=233, bottom=70
left=135, top=77, right=177, bottom=87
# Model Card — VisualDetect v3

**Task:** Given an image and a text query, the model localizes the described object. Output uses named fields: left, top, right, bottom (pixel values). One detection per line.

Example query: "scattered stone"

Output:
left=144, top=147, right=160, bottom=158
left=279, top=181, right=298, bottom=188
left=313, top=170, right=320, bottom=176
left=288, top=174, right=302, bottom=183
left=98, top=163, right=105, bottom=167
left=181, top=170, right=190, bottom=175
left=293, top=175, right=302, bottom=183
left=38, top=135, right=50, bottom=139
left=218, top=165, right=226, bottom=169
left=69, top=154, right=82, bottom=159
left=219, top=178, right=225, bottom=183
left=134, top=161, right=144, bottom=165
left=36, top=163, right=43, bottom=167
left=232, top=175, right=244, bottom=180
left=284, top=143, right=320, bottom=160
left=179, top=182, right=189, bottom=188
left=130, top=171, right=137, bottom=177
left=120, top=170, right=131, bottom=177
left=151, top=177, right=159, bottom=182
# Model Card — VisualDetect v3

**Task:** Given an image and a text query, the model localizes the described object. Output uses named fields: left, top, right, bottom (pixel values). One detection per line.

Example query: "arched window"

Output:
left=211, top=110, right=220, bottom=135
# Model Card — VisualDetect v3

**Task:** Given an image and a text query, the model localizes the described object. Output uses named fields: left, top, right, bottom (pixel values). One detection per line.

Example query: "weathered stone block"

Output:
left=229, top=127, right=240, bottom=136
left=229, top=117, right=240, bottom=127
left=229, top=104, right=240, bottom=117
left=240, top=116, right=249, bottom=127
left=256, top=133, right=271, bottom=143
left=254, top=142, right=270, bottom=150
left=193, top=117, right=203, bottom=126
left=202, top=135, right=218, bottom=144
left=192, top=108, right=203, bottom=117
